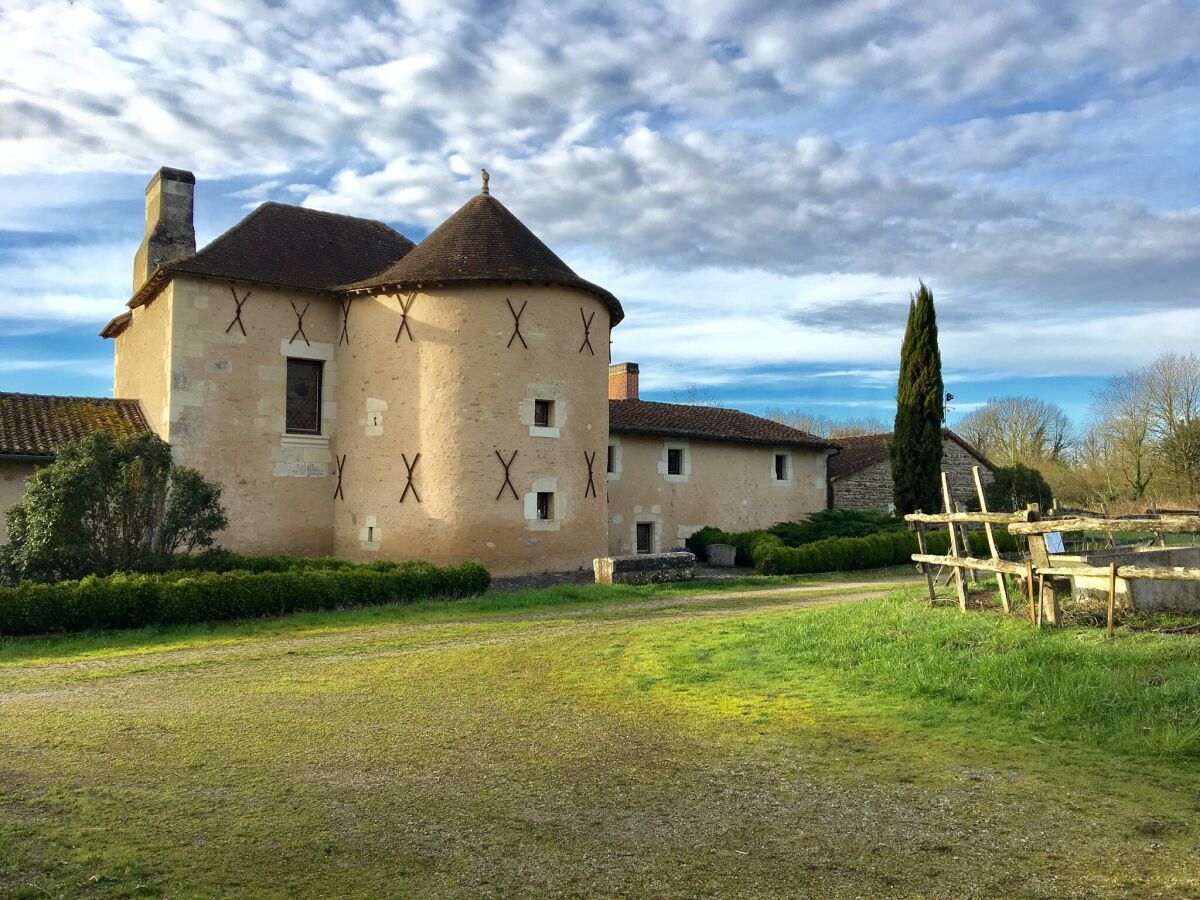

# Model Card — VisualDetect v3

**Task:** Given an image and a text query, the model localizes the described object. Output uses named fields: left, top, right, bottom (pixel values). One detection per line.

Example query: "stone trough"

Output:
left=1055, top=546, right=1200, bottom=613
left=593, top=551, right=697, bottom=585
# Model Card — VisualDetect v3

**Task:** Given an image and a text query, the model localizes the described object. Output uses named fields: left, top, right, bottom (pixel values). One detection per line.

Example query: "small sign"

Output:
left=1044, top=532, right=1065, bottom=554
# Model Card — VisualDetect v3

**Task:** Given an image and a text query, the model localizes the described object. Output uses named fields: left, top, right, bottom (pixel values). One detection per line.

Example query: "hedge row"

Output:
left=688, top=521, right=1018, bottom=576
left=0, top=560, right=491, bottom=637
left=756, top=528, right=1018, bottom=576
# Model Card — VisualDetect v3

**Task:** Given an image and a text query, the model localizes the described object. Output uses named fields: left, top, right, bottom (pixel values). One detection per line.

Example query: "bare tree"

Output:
left=1090, top=369, right=1155, bottom=499
left=1143, top=352, right=1200, bottom=496
left=955, top=397, right=1073, bottom=466
left=672, top=384, right=721, bottom=407
left=764, top=410, right=887, bottom=437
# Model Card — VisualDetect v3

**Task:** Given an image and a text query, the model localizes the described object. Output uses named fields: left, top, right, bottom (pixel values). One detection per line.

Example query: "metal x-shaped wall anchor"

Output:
left=225, top=285, right=250, bottom=336
left=506, top=298, right=528, bottom=349
left=579, top=308, right=595, bottom=356
left=338, top=299, right=352, bottom=346
left=400, top=452, right=421, bottom=503
left=333, top=454, right=346, bottom=500
left=395, top=292, right=416, bottom=342
left=495, top=449, right=519, bottom=500
left=584, top=450, right=598, bottom=498
left=289, top=301, right=311, bottom=345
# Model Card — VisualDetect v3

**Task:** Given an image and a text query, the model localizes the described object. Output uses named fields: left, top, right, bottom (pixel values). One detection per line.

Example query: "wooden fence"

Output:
left=907, top=466, right=1200, bottom=633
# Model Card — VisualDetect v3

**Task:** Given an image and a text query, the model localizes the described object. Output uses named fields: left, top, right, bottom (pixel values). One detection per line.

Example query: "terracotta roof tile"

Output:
left=0, top=393, right=152, bottom=458
left=346, top=192, right=624, bottom=324
left=827, top=429, right=993, bottom=480
left=609, top=399, right=836, bottom=449
left=126, top=202, right=415, bottom=311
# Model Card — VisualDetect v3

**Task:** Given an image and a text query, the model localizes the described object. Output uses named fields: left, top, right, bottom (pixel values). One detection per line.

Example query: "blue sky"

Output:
left=1, top=0, right=1198, bottom=431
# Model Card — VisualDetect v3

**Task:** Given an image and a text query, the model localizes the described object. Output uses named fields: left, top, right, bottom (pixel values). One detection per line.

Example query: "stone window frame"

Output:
left=606, top=436, right=623, bottom=481
left=524, top=476, right=563, bottom=531
left=772, top=448, right=793, bottom=485
left=279, top=339, right=336, bottom=447
left=520, top=385, right=564, bottom=439
left=285, top=358, right=323, bottom=435
left=658, top=441, right=691, bottom=484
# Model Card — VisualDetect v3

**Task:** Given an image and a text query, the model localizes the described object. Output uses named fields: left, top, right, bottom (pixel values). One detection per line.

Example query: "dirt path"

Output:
left=0, top=578, right=919, bottom=682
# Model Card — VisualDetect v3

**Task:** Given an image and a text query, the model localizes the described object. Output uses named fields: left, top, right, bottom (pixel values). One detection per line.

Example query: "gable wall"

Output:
left=606, top=434, right=829, bottom=555
left=831, top=437, right=994, bottom=513
left=151, top=276, right=339, bottom=556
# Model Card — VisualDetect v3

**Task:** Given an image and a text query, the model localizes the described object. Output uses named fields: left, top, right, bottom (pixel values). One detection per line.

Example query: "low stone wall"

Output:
left=594, top=551, right=697, bottom=585
left=1063, top=547, right=1200, bottom=613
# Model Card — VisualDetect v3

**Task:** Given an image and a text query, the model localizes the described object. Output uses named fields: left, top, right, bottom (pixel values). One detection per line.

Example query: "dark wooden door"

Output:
left=636, top=522, right=653, bottom=554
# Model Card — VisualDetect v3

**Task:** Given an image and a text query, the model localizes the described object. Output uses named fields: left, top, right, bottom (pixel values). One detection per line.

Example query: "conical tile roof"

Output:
left=344, top=191, right=623, bottom=324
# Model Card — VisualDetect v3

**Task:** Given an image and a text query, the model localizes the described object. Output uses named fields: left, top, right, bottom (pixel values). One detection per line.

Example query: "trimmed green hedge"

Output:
left=0, top=559, right=490, bottom=637
left=688, top=521, right=1018, bottom=576
left=756, top=528, right=1017, bottom=575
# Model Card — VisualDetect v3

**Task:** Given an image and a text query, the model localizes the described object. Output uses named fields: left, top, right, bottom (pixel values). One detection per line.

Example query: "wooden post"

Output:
left=1107, top=562, right=1117, bottom=637
left=941, top=472, right=969, bottom=612
left=973, top=465, right=1011, bottom=613
left=1025, top=532, right=1061, bottom=627
left=914, top=521, right=938, bottom=604
left=955, top=501, right=979, bottom=584
left=1026, top=561, right=1036, bottom=625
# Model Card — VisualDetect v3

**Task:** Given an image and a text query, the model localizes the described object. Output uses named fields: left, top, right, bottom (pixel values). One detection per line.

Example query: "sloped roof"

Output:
left=0, top=392, right=151, bottom=458
left=346, top=192, right=624, bottom=324
left=126, top=202, right=415, bottom=310
left=827, top=429, right=993, bottom=481
left=609, top=399, right=836, bottom=449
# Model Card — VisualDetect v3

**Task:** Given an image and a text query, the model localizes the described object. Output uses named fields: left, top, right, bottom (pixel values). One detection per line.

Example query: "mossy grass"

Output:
left=2, top=581, right=1197, bottom=897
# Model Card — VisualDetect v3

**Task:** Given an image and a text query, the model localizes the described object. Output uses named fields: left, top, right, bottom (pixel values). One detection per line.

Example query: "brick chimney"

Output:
left=608, top=362, right=639, bottom=400
left=133, top=166, right=196, bottom=293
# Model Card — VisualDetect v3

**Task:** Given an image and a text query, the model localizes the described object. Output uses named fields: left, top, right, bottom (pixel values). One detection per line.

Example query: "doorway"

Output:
left=636, top=522, right=653, bottom=554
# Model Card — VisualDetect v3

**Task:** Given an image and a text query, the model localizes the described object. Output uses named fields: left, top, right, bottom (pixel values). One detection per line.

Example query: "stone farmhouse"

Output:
left=828, top=429, right=994, bottom=514
left=0, top=168, right=836, bottom=574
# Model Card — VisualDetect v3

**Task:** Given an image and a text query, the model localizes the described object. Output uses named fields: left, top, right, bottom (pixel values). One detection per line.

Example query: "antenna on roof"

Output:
left=481, top=168, right=490, bottom=195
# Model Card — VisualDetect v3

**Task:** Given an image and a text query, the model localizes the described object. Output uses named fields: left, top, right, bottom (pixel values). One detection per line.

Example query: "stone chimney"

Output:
left=608, top=362, right=639, bottom=400
left=133, top=167, right=196, bottom=293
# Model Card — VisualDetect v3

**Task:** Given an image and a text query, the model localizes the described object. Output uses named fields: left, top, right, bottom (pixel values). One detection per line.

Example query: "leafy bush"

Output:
left=685, top=528, right=782, bottom=565
left=0, top=432, right=227, bottom=584
left=0, top=559, right=490, bottom=637
left=756, top=528, right=1017, bottom=575
left=986, top=463, right=1054, bottom=513
left=767, top=509, right=906, bottom=546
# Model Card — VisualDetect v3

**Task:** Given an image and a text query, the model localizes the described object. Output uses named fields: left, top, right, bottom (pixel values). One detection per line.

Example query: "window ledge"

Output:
left=529, top=425, right=561, bottom=439
left=281, top=433, right=330, bottom=447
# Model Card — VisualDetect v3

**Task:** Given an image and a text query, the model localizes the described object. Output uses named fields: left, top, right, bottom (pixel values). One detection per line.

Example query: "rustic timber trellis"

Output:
left=506, top=298, right=528, bottom=349
left=338, top=299, right=352, bottom=346
left=495, top=449, right=518, bottom=500
left=908, top=465, right=1200, bottom=633
left=225, top=285, right=249, bottom=336
left=399, top=453, right=421, bottom=503
left=395, top=293, right=415, bottom=342
left=579, top=308, right=595, bottom=355
left=333, top=454, right=346, bottom=500
left=583, top=450, right=597, bottom=498
left=289, top=301, right=311, bottom=345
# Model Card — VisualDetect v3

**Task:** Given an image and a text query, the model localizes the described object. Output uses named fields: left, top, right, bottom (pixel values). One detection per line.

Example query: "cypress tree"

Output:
left=890, top=281, right=944, bottom=514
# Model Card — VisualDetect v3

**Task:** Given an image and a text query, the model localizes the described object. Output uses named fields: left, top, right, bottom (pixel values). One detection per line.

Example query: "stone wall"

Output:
left=606, top=434, right=830, bottom=555
left=831, top=437, right=993, bottom=513
left=0, top=459, right=40, bottom=543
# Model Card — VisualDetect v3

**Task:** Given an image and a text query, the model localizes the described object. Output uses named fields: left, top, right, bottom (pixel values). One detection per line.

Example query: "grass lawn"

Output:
left=2, top=575, right=1198, bottom=898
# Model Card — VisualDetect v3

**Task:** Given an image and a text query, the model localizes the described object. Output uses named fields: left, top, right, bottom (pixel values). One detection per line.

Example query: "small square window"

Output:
left=533, top=399, right=553, bottom=428
left=285, top=358, right=323, bottom=435
left=775, top=453, right=788, bottom=480
left=536, top=491, right=553, bottom=520
left=667, top=447, right=684, bottom=476
left=607, top=444, right=615, bottom=474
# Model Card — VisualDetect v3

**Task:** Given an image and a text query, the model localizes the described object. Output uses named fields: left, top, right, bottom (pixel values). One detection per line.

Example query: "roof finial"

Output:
left=481, top=168, right=490, bottom=195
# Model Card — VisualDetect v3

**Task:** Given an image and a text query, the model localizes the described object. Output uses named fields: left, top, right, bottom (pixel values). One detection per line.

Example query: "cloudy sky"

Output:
left=1, top=0, right=1198, bottom=427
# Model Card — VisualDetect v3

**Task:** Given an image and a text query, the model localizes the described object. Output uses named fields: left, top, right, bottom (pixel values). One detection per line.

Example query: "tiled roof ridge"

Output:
left=609, top=398, right=837, bottom=449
